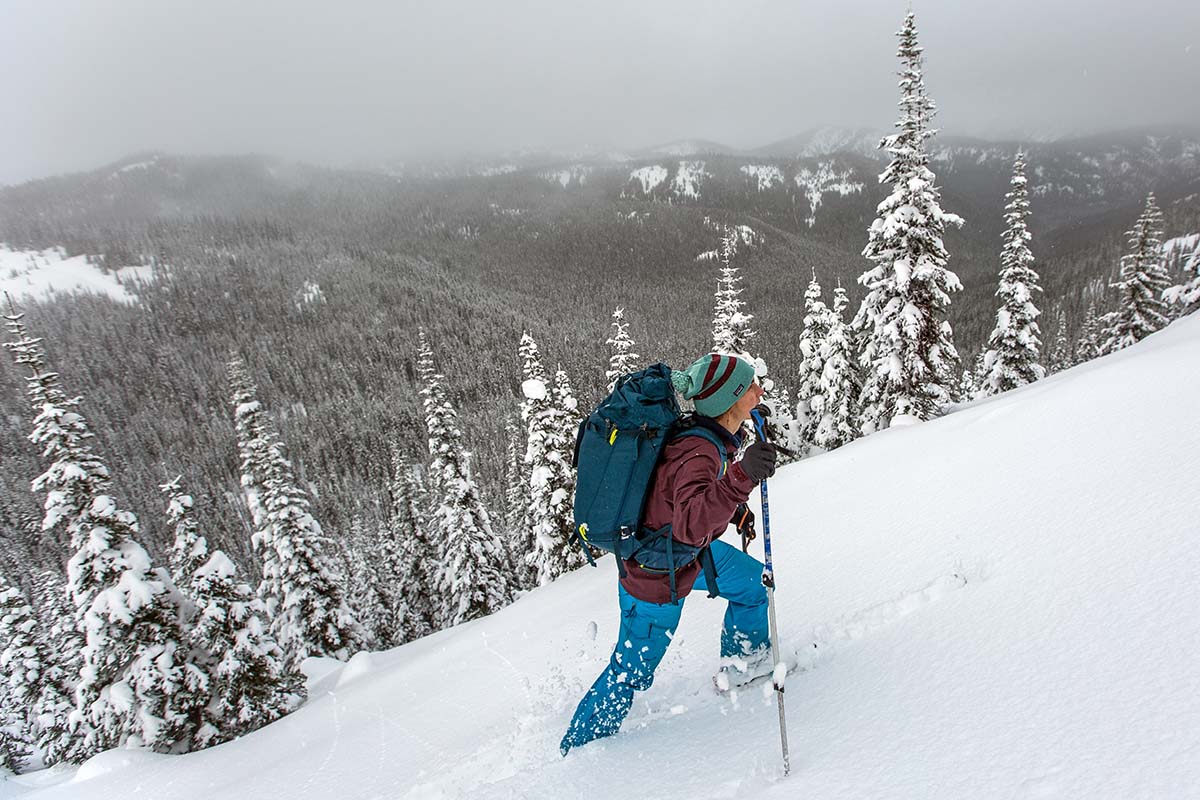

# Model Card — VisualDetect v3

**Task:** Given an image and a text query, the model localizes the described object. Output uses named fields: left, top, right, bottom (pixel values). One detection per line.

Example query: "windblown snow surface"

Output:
left=8, top=318, right=1200, bottom=800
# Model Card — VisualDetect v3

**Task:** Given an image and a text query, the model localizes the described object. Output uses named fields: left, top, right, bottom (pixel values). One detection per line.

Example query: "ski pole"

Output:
left=750, top=405, right=790, bottom=777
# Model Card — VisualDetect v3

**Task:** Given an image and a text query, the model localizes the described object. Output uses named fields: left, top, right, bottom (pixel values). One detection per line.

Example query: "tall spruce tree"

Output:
left=514, top=331, right=548, bottom=580
left=1100, top=193, right=1170, bottom=354
left=0, top=575, right=36, bottom=773
left=812, top=286, right=860, bottom=450
left=342, top=517, right=387, bottom=648
left=25, top=571, right=77, bottom=766
left=162, top=477, right=208, bottom=595
left=501, top=417, right=536, bottom=591
left=1046, top=307, right=1073, bottom=374
left=228, top=358, right=365, bottom=671
left=4, top=306, right=192, bottom=758
left=981, top=151, right=1044, bottom=395
left=419, top=333, right=512, bottom=626
left=525, top=368, right=585, bottom=585
left=855, top=11, right=964, bottom=430
left=796, top=276, right=833, bottom=447
left=712, top=226, right=755, bottom=354
left=605, top=307, right=640, bottom=392
left=1074, top=301, right=1103, bottom=364
left=384, top=450, right=436, bottom=642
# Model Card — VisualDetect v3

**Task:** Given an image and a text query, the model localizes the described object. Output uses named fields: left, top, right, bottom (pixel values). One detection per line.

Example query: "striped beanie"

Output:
left=671, top=353, right=757, bottom=417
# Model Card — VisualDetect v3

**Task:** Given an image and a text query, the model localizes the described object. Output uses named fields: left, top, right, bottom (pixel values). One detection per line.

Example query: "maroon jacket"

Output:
left=619, top=420, right=757, bottom=603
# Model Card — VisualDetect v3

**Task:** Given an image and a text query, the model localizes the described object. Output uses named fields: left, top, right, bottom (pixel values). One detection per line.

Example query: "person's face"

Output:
left=729, top=379, right=765, bottom=423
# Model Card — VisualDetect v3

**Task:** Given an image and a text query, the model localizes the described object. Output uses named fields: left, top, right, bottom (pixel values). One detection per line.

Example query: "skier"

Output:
left=560, top=352, right=778, bottom=755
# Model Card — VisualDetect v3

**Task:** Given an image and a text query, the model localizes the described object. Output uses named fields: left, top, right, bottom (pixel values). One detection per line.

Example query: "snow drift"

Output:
left=7, top=316, right=1200, bottom=800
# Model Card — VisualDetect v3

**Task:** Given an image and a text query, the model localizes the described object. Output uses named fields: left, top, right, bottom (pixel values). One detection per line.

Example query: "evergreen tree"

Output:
left=419, top=334, right=512, bottom=626
left=513, top=331, right=550, bottom=588
left=855, top=11, right=964, bottom=431
left=342, top=517, right=387, bottom=648
left=957, top=366, right=979, bottom=403
left=1045, top=307, right=1073, bottom=374
left=1074, top=300, right=1103, bottom=364
left=0, top=575, right=36, bottom=773
left=1100, top=193, right=1170, bottom=354
left=4, top=307, right=191, bottom=758
left=812, top=286, right=860, bottom=450
left=27, top=571, right=77, bottom=765
left=525, top=368, right=585, bottom=585
left=162, top=476, right=208, bottom=596
left=501, top=417, right=536, bottom=591
left=604, top=307, right=640, bottom=392
left=796, top=276, right=833, bottom=447
left=712, top=226, right=755, bottom=354
left=981, top=151, right=1044, bottom=395
left=188, top=549, right=299, bottom=747
left=384, top=450, right=436, bottom=642
left=228, top=358, right=365, bottom=672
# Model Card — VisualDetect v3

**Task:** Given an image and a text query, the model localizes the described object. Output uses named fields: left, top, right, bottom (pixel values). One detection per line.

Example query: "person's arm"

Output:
left=668, top=442, right=756, bottom=549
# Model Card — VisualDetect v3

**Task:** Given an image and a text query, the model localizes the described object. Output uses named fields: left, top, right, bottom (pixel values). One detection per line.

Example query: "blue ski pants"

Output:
left=559, top=540, right=769, bottom=755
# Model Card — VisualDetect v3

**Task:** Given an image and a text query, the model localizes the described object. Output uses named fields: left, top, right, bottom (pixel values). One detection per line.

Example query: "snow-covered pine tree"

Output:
left=383, top=449, right=436, bottom=642
left=0, top=575, right=35, bottom=773
left=604, top=307, right=640, bottom=391
left=27, top=571, right=77, bottom=765
left=161, top=476, right=208, bottom=596
left=188, top=548, right=299, bottom=747
left=228, top=358, right=365, bottom=671
left=1045, top=307, right=1073, bottom=374
left=419, top=335, right=512, bottom=626
left=796, top=276, right=833, bottom=447
left=513, top=331, right=549, bottom=588
left=525, top=368, right=585, bottom=585
left=812, top=285, right=860, bottom=450
left=1074, top=300, right=1103, bottom=364
left=712, top=225, right=756, bottom=354
left=855, top=11, right=964, bottom=431
left=981, top=152, right=1044, bottom=395
left=956, top=365, right=979, bottom=403
left=0, top=699, right=30, bottom=774
left=3, top=307, right=192, bottom=758
left=500, top=417, right=536, bottom=591
left=342, top=517, right=386, bottom=648
left=1100, top=194, right=1170, bottom=354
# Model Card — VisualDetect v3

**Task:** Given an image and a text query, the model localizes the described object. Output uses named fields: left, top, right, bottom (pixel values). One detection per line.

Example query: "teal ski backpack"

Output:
left=571, top=363, right=725, bottom=602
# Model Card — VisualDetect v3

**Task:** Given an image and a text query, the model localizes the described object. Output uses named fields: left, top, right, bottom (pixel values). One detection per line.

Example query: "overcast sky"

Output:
left=1, top=0, right=1197, bottom=184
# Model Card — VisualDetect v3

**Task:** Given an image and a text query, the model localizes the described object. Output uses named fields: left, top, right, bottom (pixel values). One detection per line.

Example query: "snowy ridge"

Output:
left=670, top=160, right=709, bottom=201
left=15, top=294, right=1200, bottom=799
left=0, top=245, right=154, bottom=305
left=794, top=163, right=864, bottom=227
left=625, top=165, right=668, bottom=196
left=739, top=164, right=784, bottom=191
left=539, top=165, right=592, bottom=189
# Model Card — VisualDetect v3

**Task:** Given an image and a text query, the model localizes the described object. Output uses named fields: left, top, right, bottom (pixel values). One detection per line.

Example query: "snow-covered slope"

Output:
left=9, top=318, right=1200, bottom=800
left=0, top=246, right=153, bottom=305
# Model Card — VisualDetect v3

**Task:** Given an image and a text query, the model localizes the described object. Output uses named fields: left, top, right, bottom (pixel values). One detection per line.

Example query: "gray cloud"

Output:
left=1, top=0, right=1197, bottom=183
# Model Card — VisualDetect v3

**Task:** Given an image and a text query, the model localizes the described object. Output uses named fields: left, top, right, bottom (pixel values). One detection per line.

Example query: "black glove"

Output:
left=731, top=503, right=756, bottom=549
left=738, top=441, right=777, bottom=482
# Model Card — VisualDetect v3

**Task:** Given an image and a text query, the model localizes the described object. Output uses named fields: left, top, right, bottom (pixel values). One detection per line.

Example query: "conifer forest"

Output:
left=0, top=8, right=1198, bottom=771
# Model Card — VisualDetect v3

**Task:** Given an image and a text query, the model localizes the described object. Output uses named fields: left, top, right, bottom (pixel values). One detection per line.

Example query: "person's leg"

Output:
left=693, top=540, right=770, bottom=658
left=560, top=584, right=683, bottom=755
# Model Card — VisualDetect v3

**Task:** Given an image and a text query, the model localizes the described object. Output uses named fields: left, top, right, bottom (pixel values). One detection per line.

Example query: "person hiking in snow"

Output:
left=560, top=353, right=778, bottom=755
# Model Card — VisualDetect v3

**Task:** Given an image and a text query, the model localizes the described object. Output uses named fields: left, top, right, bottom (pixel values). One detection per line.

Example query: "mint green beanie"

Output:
left=671, top=353, right=757, bottom=417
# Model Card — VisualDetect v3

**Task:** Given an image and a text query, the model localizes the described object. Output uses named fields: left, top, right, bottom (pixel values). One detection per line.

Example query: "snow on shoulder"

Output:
left=12, top=316, right=1200, bottom=800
